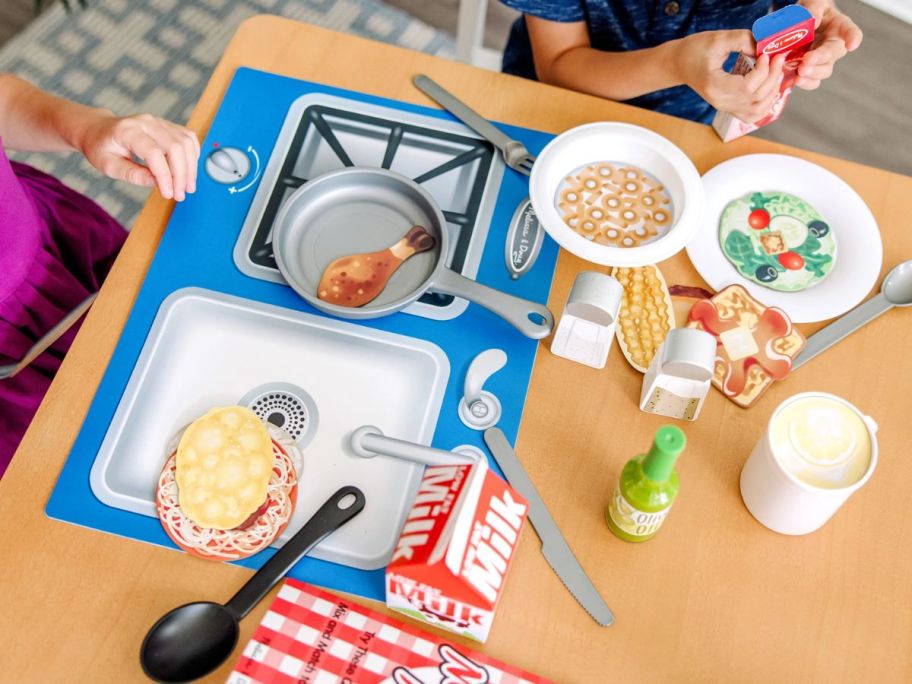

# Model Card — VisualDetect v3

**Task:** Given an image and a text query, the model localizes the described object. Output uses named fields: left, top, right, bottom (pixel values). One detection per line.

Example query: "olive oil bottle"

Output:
left=606, top=425, right=685, bottom=542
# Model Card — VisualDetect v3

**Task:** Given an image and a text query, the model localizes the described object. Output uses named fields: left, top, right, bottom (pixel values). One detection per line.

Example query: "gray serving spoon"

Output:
left=140, top=486, right=365, bottom=683
left=793, top=259, right=912, bottom=369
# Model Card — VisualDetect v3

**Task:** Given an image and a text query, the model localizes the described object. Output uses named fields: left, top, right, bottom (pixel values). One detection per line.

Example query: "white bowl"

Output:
left=529, top=122, right=704, bottom=267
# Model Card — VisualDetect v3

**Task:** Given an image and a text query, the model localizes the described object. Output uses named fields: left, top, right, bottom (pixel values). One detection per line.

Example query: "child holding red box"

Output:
left=500, top=0, right=862, bottom=125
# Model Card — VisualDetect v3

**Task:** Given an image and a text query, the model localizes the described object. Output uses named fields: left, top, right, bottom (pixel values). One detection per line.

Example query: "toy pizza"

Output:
left=687, top=285, right=805, bottom=407
left=719, top=191, right=836, bottom=292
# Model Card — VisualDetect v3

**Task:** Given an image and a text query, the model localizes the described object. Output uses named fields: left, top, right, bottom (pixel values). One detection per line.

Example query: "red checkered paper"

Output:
left=228, top=578, right=552, bottom=684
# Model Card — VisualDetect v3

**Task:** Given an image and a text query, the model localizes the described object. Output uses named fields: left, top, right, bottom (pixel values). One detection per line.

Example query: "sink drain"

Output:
left=239, top=382, right=319, bottom=448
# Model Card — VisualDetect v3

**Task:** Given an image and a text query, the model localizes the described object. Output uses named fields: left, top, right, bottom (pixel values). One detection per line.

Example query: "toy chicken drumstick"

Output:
left=318, top=225, right=436, bottom=307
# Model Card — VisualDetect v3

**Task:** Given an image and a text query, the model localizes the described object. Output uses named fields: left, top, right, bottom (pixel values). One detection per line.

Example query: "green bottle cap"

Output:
left=642, top=425, right=686, bottom=482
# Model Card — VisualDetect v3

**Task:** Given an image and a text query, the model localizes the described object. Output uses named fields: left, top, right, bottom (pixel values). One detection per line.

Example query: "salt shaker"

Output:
left=640, top=328, right=716, bottom=420
left=550, top=271, right=623, bottom=369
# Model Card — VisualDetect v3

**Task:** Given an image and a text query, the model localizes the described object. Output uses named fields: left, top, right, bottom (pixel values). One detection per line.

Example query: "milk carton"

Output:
left=713, top=5, right=815, bottom=142
left=386, top=461, right=528, bottom=642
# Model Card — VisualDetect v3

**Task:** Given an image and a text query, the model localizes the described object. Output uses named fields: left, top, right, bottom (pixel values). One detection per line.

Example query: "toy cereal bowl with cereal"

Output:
left=529, top=122, right=703, bottom=267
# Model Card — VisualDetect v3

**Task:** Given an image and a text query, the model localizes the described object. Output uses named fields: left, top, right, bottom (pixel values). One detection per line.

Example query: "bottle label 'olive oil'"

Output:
left=607, top=486, right=672, bottom=538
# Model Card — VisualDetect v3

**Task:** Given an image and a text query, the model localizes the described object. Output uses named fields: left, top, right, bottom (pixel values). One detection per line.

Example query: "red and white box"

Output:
left=713, top=5, right=815, bottom=142
left=228, top=579, right=552, bottom=683
left=386, top=461, right=528, bottom=643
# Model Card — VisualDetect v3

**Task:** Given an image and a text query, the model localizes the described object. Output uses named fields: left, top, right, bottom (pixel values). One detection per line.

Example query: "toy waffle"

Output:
left=687, top=284, right=805, bottom=407
left=612, top=265, right=675, bottom=373
left=719, top=191, right=836, bottom=292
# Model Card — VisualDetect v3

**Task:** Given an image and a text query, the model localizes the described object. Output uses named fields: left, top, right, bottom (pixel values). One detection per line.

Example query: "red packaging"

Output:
left=386, top=461, right=528, bottom=642
left=228, top=579, right=552, bottom=683
left=713, top=5, right=816, bottom=142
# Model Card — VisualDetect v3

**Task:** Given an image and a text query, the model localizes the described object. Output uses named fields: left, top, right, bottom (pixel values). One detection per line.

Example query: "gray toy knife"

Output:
left=483, top=427, right=614, bottom=626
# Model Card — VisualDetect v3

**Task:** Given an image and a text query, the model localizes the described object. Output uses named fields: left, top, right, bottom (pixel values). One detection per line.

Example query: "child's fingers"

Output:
left=796, top=76, right=822, bottom=90
left=743, top=53, right=771, bottom=93
left=172, top=126, right=200, bottom=194
left=165, top=138, right=188, bottom=202
left=752, top=54, right=785, bottom=102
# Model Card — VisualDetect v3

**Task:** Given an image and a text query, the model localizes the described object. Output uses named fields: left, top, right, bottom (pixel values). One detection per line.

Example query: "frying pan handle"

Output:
left=225, top=487, right=365, bottom=620
left=432, top=269, right=554, bottom=339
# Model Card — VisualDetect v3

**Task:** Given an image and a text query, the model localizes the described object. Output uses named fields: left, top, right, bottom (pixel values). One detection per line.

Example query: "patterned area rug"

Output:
left=0, top=0, right=454, bottom=226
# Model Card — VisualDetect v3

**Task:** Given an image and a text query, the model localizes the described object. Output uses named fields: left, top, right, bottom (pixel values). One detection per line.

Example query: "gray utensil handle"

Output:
left=0, top=293, right=96, bottom=380
left=225, top=487, right=365, bottom=619
left=413, top=74, right=516, bottom=152
left=793, top=293, right=892, bottom=370
left=432, top=268, right=554, bottom=339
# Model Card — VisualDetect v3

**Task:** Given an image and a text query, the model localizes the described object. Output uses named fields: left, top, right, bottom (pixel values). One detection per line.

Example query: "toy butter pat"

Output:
left=687, top=285, right=806, bottom=407
left=640, top=328, right=717, bottom=421
left=551, top=271, right=623, bottom=369
left=713, top=5, right=815, bottom=142
left=386, top=460, right=527, bottom=643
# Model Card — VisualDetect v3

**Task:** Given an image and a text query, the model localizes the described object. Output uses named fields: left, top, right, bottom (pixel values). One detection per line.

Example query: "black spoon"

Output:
left=140, top=486, right=365, bottom=682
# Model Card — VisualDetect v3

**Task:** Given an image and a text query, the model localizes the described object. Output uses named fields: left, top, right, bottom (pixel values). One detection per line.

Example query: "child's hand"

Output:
left=797, top=0, right=862, bottom=90
left=78, top=113, right=200, bottom=201
left=673, top=30, right=786, bottom=123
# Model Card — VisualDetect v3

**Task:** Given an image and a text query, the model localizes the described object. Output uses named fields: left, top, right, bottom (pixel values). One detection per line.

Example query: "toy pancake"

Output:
left=686, top=285, right=805, bottom=407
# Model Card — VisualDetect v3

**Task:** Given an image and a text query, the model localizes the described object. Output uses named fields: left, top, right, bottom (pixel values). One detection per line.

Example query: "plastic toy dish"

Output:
left=688, top=154, right=882, bottom=323
left=529, top=122, right=704, bottom=267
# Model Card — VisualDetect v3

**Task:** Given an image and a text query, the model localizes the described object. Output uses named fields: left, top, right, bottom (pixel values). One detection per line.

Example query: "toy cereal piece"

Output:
left=719, top=191, right=836, bottom=292
left=687, top=284, right=806, bottom=407
left=612, top=265, right=675, bottom=373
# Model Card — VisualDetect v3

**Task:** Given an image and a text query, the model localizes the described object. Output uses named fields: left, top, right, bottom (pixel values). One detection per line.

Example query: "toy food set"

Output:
left=551, top=271, right=623, bottom=369
left=720, top=191, right=835, bottom=291
left=612, top=265, right=675, bottom=372
left=156, top=406, right=304, bottom=561
left=556, top=162, right=673, bottom=248
left=740, top=392, right=878, bottom=535
left=687, top=285, right=806, bottom=408
left=607, top=425, right=686, bottom=542
left=640, top=328, right=717, bottom=421
left=385, top=460, right=528, bottom=642
left=318, top=225, right=437, bottom=307
left=229, top=579, right=552, bottom=683
left=712, top=5, right=816, bottom=142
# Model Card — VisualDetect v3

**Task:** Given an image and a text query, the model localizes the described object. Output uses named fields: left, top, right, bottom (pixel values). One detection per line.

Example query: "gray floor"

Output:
left=2, top=0, right=910, bottom=176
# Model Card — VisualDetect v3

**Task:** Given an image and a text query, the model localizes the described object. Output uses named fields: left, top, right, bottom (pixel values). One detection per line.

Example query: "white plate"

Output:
left=688, top=154, right=882, bottom=323
left=529, top=122, right=704, bottom=267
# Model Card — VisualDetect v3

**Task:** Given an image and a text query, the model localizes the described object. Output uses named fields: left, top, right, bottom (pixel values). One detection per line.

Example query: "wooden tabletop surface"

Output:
left=2, top=17, right=910, bottom=684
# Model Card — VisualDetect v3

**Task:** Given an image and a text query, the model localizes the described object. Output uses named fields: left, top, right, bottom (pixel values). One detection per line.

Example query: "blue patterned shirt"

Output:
left=501, top=1, right=792, bottom=123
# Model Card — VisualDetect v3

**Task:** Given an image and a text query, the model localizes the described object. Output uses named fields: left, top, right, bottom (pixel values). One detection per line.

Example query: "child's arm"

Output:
left=0, top=73, right=198, bottom=201
left=525, top=17, right=786, bottom=123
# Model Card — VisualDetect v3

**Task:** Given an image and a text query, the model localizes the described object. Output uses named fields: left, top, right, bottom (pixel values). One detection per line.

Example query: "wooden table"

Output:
left=2, top=17, right=910, bottom=683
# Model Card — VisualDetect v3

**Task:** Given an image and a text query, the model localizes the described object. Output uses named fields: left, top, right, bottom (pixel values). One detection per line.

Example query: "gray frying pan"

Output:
left=272, top=167, right=554, bottom=339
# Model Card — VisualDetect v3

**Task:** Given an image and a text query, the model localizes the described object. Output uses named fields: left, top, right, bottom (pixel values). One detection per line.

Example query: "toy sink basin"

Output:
left=529, top=122, right=704, bottom=267
left=89, top=288, right=449, bottom=570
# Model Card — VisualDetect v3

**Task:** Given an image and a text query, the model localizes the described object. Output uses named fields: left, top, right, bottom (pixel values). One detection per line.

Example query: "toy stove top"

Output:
left=232, top=93, right=505, bottom=320
left=47, top=69, right=558, bottom=603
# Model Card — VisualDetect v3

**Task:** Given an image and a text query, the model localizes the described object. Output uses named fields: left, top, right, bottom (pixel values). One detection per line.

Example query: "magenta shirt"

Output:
left=0, top=142, right=126, bottom=478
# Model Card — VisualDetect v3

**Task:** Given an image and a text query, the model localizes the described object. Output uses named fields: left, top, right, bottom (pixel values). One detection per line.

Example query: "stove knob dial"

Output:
left=205, top=146, right=250, bottom=184
left=458, top=349, right=507, bottom=430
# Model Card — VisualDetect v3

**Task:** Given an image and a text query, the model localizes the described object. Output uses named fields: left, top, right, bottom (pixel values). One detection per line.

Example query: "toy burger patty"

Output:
left=156, top=406, right=303, bottom=561
left=719, top=191, right=836, bottom=292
